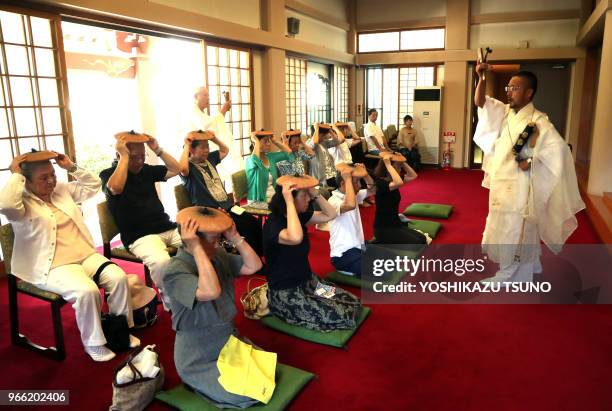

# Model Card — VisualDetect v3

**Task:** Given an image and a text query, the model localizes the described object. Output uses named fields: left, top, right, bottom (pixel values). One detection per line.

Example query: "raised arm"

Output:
left=348, top=130, right=362, bottom=147
left=181, top=218, right=222, bottom=301
left=0, top=154, right=28, bottom=221
left=474, top=62, right=489, bottom=108
left=179, top=135, right=193, bottom=177
left=105, top=138, right=130, bottom=195
left=210, top=132, right=230, bottom=160
left=250, top=132, right=263, bottom=159
left=384, top=158, right=404, bottom=190
left=331, top=125, right=346, bottom=144
left=278, top=184, right=303, bottom=245
left=56, top=153, right=102, bottom=203
left=222, top=217, right=262, bottom=275
left=338, top=167, right=356, bottom=214
left=400, top=162, right=418, bottom=183
left=147, top=136, right=180, bottom=178
left=270, top=133, right=291, bottom=153
left=308, top=187, right=337, bottom=225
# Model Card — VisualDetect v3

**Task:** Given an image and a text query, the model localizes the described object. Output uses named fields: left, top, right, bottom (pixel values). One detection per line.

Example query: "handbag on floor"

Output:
left=109, top=345, right=165, bottom=411
left=240, top=277, right=270, bottom=320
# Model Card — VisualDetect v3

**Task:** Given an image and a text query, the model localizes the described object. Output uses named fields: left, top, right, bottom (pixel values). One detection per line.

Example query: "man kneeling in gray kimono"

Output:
left=163, top=206, right=263, bottom=408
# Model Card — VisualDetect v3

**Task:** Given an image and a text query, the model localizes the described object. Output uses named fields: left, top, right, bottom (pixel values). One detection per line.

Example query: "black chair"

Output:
left=0, top=224, right=67, bottom=360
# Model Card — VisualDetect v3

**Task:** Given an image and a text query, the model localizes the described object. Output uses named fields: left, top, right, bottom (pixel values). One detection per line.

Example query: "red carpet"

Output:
left=0, top=169, right=608, bottom=410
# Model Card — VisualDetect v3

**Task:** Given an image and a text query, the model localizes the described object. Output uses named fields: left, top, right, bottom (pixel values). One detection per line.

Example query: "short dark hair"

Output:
left=269, top=184, right=300, bottom=217
left=512, top=71, right=538, bottom=100
left=288, top=134, right=301, bottom=145
left=367, top=108, right=378, bottom=116
left=403, top=115, right=413, bottom=122
left=21, top=161, right=51, bottom=181
left=190, top=139, right=209, bottom=149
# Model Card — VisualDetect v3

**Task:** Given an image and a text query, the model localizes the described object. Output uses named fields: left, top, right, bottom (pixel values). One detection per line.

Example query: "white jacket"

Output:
left=0, top=169, right=101, bottom=284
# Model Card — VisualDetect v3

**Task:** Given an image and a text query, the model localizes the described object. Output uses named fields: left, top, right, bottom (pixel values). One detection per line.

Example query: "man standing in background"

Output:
left=189, top=87, right=244, bottom=193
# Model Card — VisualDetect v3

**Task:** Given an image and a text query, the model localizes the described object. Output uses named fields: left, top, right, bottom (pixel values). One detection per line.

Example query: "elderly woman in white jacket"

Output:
left=0, top=151, right=139, bottom=362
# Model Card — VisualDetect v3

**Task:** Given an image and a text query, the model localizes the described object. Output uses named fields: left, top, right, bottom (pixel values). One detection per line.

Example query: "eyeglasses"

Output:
left=504, top=85, right=521, bottom=92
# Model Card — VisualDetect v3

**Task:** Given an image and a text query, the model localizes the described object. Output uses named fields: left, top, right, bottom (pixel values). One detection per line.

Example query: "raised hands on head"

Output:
left=9, top=154, right=28, bottom=174
left=115, top=136, right=130, bottom=157
left=180, top=217, right=202, bottom=253
left=54, top=152, right=75, bottom=170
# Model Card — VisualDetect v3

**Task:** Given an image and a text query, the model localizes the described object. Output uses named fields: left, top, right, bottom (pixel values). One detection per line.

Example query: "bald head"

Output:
left=194, top=86, right=209, bottom=112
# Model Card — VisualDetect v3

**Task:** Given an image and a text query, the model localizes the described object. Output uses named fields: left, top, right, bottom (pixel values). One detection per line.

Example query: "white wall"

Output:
left=356, top=0, right=446, bottom=24
left=471, top=0, right=581, bottom=14
left=470, top=19, right=580, bottom=49
left=150, top=0, right=261, bottom=28
left=286, top=10, right=348, bottom=53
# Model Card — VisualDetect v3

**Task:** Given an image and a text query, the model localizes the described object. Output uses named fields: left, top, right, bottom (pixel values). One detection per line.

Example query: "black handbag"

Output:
left=133, top=294, right=159, bottom=329
left=101, top=314, right=131, bottom=352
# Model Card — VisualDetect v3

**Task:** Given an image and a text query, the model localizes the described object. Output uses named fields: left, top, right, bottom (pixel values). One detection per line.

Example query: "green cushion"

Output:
left=155, top=363, right=314, bottom=411
left=261, top=307, right=371, bottom=348
left=403, top=203, right=453, bottom=219
left=406, top=219, right=442, bottom=238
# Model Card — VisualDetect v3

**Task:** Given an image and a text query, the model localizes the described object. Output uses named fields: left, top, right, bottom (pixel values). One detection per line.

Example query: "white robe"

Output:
left=187, top=103, right=244, bottom=192
left=473, top=96, right=584, bottom=280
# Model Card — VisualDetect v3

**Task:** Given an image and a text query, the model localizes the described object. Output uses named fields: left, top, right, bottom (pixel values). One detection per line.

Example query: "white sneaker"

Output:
left=129, top=334, right=141, bottom=349
left=85, top=345, right=116, bottom=362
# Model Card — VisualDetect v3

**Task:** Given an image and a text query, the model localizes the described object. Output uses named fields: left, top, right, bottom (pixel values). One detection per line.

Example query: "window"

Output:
left=358, top=28, right=445, bottom=53
left=306, top=62, right=331, bottom=127
left=0, top=10, right=68, bottom=189
left=358, top=32, right=400, bottom=53
left=400, top=28, right=445, bottom=50
left=366, top=66, right=436, bottom=130
left=206, top=43, right=253, bottom=157
left=285, top=58, right=332, bottom=134
left=333, top=65, right=348, bottom=122
left=285, top=56, right=307, bottom=133
left=398, top=66, right=435, bottom=125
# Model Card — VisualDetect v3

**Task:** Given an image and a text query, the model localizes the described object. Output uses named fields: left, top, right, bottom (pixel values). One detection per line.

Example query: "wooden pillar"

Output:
left=261, top=0, right=287, bottom=134
left=587, top=10, right=612, bottom=196
left=442, top=0, right=470, bottom=167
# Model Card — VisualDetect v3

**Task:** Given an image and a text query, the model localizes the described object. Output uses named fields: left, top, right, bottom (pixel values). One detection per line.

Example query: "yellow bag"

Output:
left=217, top=335, right=277, bottom=404
left=240, top=277, right=270, bottom=320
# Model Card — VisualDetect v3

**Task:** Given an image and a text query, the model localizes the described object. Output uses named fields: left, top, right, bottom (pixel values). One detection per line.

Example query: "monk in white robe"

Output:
left=187, top=87, right=244, bottom=192
left=473, top=64, right=584, bottom=282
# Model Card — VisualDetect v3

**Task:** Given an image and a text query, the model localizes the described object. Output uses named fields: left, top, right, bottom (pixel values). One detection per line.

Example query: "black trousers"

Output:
left=398, top=147, right=421, bottom=171
left=231, top=211, right=263, bottom=256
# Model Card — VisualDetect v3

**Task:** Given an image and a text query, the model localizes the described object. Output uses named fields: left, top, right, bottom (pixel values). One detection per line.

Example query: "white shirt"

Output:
left=0, top=169, right=101, bottom=284
left=328, top=188, right=368, bottom=257
left=327, top=141, right=353, bottom=165
left=364, top=120, right=385, bottom=151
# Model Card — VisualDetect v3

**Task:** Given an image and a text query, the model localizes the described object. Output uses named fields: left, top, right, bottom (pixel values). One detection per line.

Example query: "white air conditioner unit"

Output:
left=413, top=86, right=442, bottom=165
